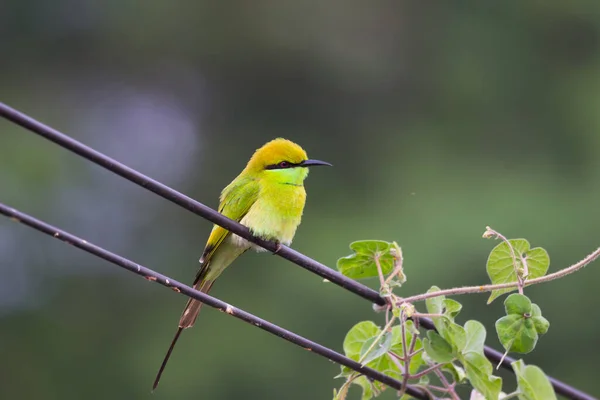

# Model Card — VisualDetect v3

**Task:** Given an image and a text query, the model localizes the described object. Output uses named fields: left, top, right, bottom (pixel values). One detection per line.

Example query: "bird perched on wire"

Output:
left=153, top=138, right=332, bottom=390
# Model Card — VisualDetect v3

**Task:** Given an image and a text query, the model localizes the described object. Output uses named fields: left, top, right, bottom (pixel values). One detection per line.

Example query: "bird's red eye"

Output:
left=278, top=161, right=290, bottom=168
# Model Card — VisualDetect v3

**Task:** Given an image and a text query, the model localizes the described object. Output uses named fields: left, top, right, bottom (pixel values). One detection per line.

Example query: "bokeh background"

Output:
left=2, top=1, right=600, bottom=399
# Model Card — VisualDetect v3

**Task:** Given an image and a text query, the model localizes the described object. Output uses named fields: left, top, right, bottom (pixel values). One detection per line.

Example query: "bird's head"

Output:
left=245, top=138, right=332, bottom=185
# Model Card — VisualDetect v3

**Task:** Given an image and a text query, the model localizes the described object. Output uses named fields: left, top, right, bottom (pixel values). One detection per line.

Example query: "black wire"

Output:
left=1, top=101, right=596, bottom=400
left=0, top=203, right=428, bottom=399
left=0, top=102, right=382, bottom=306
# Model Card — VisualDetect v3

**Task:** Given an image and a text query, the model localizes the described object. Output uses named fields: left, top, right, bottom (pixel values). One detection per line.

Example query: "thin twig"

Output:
left=388, top=351, right=407, bottom=363
left=519, top=253, right=529, bottom=293
left=358, top=317, right=396, bottom=366
left=397, top=310, right=411, bottom=398
left=384, top=243, right=404, bottom=287
left=385, top=305, right=391, bottom=326
left=374, top=254, right=387, bottom=291
left=409, top=362, right=449, bottom=380
left=406, top=325, right=419, bottom=363
left=433, top=368, right=459, bottom=400
left=500, top=391, right=523, bottom=400
left=409, top=347, right=423, bottom=359
left=414, top=385, right=437, bottom=399
left=398, top=246, right=600, bottom=304
left=427, top=384, right=453, bottom=393
left=334, top=374, right=359, bottom=400
left=413, top=313, right=444, bottom=318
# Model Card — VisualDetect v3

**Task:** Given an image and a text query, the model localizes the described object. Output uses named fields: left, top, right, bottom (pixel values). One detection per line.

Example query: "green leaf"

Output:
left=337, top=240, right=396, bottom=279
left=512, top=360, right=557, bottom=400
left=343, top=321, right=380, bottom=360
left=461, top=352, right=503, bottom=400
left=504, top=293, right=532, bottom=315
left=353, top=376, right=375, bottom=400
left=471, top=390, right=510, bottom=399
left=496, top=315, right=537, bottom=353
left=424, top=287, right=467, bottom=353
left=336, top=357, right=398, bottom=400
left=463, top=320, right=486, bottom=355
left=425, top=286, right=444, bottom=315
left=460, top=321, right=501, bottom=398
left=443, top=298, right=462, bottom=319
left=445, top=322, right=467, bottom=353
left=423, top=331, right=455, bottom=363
left=531, top=304, right=550, bottom=335
left=367, top=354, right=401, bottom=380
left=359, top=332, right=393, bottom=365
left=334, top=366, right=353, bottom=379
left=342, top=323, right=402, bottom=381
left=496, top=294, right=549, bottom=354
left=486, top=239, right=550, bottom=303
left=425, top=286, right=448, bottom=336
left=443, top=362, right=467, bottom=383
left=341, top=322, right=405, bottom=392
left=532, top=316, right=550, bottom=335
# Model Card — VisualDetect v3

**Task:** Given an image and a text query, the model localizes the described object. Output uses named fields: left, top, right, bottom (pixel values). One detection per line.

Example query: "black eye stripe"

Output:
left=265, top=161, right=298, bottom=170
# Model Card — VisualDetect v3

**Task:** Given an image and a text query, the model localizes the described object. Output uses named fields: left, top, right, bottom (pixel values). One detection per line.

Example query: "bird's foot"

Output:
left=272, top=242, right=283, bottom=255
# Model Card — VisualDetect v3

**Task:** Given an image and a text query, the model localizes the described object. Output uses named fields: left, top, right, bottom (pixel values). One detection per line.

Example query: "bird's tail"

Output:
left=152, top=278, right=214, bottom=391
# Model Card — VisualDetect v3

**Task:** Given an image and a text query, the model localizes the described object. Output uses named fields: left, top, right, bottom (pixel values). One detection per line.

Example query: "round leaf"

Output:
left=443, top=298, right=463, bottom=319
left=343, top=321, right=380, bottom=359
left=337, top=240, right=395, bottom=279
left=532, top=316, right=550, bottom=335
left=504, top=294, right=532, bottom=315
left=461, top=352, right=503, bottom=400
left=359, top=332, right=393, bottom=365
left=423, top=331, right=455, bottom=363
left=486, top=239, right=550, bottom=303
left=425, top=286, right=444, bottom=315
left=463, top=320, right=487, bottom=355
left=512, top=360, right=557, bottom=400
left=495, top=315, right=538, bottom=353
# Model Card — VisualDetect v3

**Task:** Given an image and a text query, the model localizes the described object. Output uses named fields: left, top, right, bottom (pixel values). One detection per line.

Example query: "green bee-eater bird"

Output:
left=153, top=138, right=331, bottom=389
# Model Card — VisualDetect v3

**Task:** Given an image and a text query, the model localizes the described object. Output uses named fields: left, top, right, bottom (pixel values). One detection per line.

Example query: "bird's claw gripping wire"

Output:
left=272, top=242, right=283, bottom=255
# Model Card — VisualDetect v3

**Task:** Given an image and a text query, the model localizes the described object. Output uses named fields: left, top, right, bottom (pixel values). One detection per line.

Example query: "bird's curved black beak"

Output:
left=300, top=159, right=333, bottom=167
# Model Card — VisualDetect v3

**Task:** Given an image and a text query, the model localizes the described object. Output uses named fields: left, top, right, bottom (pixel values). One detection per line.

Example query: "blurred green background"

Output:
left=2, top=1, right=600, bottom=399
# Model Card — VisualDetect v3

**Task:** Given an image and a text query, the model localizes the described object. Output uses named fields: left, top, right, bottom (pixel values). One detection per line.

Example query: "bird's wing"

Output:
left=194, top=175, right=259, bottom=284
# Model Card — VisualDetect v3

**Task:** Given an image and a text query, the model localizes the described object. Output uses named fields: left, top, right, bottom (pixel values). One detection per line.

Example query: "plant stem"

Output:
left=433, top=368, right=459, bottom=400
left=397, top=310, right=411, bottom=398
left=413, top=312, right=444, bottom=318
left=384, top=243, right=404, bottom=286
left=408, top=362, right=448, bottom=380
left=358, top=317, right=396, bottom=365
left=500, top=390, right=523, bottom=400
left=374, top=254, right=387, bottom=291
left=398, top=246, right=600, bottom=304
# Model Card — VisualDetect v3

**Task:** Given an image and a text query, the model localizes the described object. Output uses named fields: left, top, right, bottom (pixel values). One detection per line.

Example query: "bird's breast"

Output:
left=237, top=184, right=307, bottom=247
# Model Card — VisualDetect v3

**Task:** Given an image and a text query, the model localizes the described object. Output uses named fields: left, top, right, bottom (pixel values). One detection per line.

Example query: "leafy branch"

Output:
left=333, top=230, right=598, bottom=400
left=394, top=228, right=600, bottom=305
